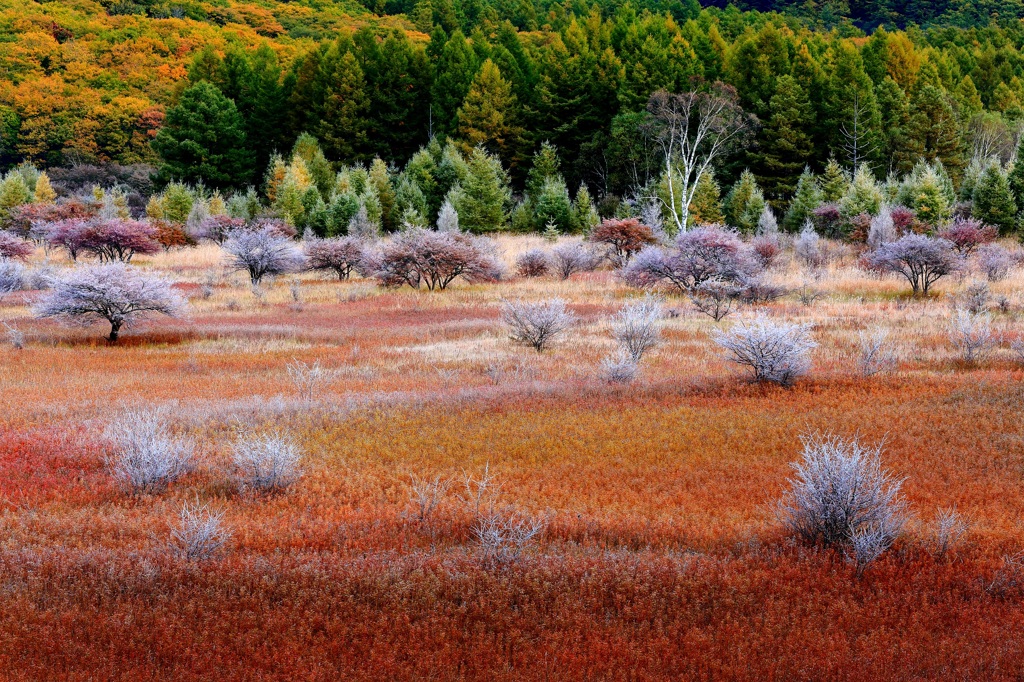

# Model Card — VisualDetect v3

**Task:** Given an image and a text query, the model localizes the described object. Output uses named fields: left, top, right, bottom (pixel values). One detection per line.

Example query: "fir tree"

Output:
left=840, top=164, right=884, bottom=219
left=32, top=171, right=55, bottom=204
left=1007, top=139, right=1024, bottom=208
left=368, top=158, right=397, bottom=232
left=784, top=168, right=823, bottom=232
left=526, top=142, right=560, bottom=199
left=688, top=171, right=724, bottom=226
left=533, top=175, right=573, bottom=233
left=430, top=31, right=478, bottom=136
left=571, top=183, right=599, bottom=234
left=973, top=162, right=1018, bottom=234
left=152, top=81, right=254, bottom=189
left=447, top=146, right=511, bottom=233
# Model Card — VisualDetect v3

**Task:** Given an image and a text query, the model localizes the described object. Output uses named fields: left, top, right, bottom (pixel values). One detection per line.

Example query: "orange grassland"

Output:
left=2, top=237, right=1024, bottom=680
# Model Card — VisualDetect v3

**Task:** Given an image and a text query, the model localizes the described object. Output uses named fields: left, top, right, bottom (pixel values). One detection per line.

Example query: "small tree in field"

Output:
left=550, top=242, right=601, bottom=280
left=515, top=249, right=550, bottom=278
left=77, top=219, right=162, bottom=262
left=622, top=225, right=758, bottom=294
left=714, top=315, right=816, bottom=386
left=778, top=433, right=906, bottom=574
left=865, top=234, right=962, bottom=295
left=937, top=218, right=996, bottom=256
left=976, top=243, right=1014, bottom=282
left=0, top=232, right=33, bottom=260
left=372, top=229, right=502, bottom=290
left=171, top=500, right=231, bottom=561
left=223, top=226, right=305, bottom=285
left=611, top=295, right=663, bottom=363
left=305, top=237, right=366, bottom=280
left=501, top=298, right=576, bottom=351
left=34, top=263, right=184, bottom=342
left=588, top=218, right=657, bottom=266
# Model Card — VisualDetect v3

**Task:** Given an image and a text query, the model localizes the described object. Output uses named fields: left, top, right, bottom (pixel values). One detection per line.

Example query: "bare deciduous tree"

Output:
left=690, top=279, right=742, bottom=321
left=408, top=474, right=452, bottom=523
left=501, top=298, right=576, bottom=352
left=473, top=509, right=545, bottom=567
left=857, top=327, right=898, bottom=377
left=645, top=85, right=753, bottom=233
left=550, top=242, right=601, bottom=280
left=515, top=249, right=550, bottom=278
left=223, top=226, right=305, bottom=285
left=976, top=243, right=1015, bottom=282
left=622, top=225, right=759, bottom=294
left=714, top=315, right=816, bottom=386
left=929, top=507, right=969, bottom=562
left=286, top=358, right=330, bottom=402
left=601, top=350, right=639, bottom=384
left=947, top=307, right=994, bottom=365
left=34, top=263, right=185, bottom=342
left=371, top=229, right=503, bottom=290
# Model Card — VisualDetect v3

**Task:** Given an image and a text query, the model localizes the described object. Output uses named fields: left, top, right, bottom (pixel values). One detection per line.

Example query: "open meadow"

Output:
left=2, top=235, right=1024, bottom=680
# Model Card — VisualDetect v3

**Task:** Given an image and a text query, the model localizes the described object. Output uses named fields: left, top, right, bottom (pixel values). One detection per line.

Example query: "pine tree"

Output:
left=973, top=163, right=1018, bottom=234
left=784, top=168, right=823, bottom=231
left=456, top=59, right=519, bottom=158
left=820, top=158, right=850, bottom=203
left=689, top=171, right=723, bottom=226
left=447, top=146, right=510, bottom=233
left=152, top=81, right=254, bottom=189
left=162, top=183, right=194, bottom=224
left=0, top=172, right=29, bottom=218
left=318, top=50, right=368, bottom=163
left=953, top=75, right=984, bottom=122
left=526, top=142, right=560, bottom=199
left=752, top=75, right=814, bottom=210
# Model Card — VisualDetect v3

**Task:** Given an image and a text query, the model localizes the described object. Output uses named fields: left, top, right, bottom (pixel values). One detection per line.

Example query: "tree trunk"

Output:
left=108, top=321, right=121, bottom=342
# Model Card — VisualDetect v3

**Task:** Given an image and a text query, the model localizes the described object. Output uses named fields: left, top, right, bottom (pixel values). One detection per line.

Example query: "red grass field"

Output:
left=2, top=239, right=1024, bottom=679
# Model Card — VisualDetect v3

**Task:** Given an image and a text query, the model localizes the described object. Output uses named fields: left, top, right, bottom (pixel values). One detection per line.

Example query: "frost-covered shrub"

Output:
left=778, top=433, right=906, bottom=559
left=714, top=315, right=816, bottom=386
left=104, top=410, right=194, bottom=493
left=501, top=298, right=576, bottom=352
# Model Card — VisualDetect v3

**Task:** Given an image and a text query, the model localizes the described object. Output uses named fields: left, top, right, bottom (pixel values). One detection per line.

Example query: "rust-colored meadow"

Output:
left=2, top=238, right=1024, bottom=680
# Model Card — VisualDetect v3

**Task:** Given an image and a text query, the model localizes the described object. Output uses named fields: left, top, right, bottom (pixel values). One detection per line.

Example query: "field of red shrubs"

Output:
left=2, top=239, right=1024, bottom=680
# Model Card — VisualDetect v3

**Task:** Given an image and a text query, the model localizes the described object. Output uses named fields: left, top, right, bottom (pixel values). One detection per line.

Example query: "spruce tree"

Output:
left=447, top=146, right=511, bottom=233
left=724, top=170, right=764, bottom=232
left=572, top=183, right=599, bottom=233
left=784, top=168, right=823, bottom=232
left=689, top=171, right=723, bottom=226
left=430, top=31, right=478, bottom=136
left=819, top=158, right=850, bottom=203
left=152, top=81, right=254, bottom=189
left=526, top=142, right=560, bottom=199
left=839, top=164, right=884, bottom=219
left=368, top=158, right=397, bottom=232
left=1007, top=140, right=1024, bottom=209
left=973, top=163, right=1018, bottom=234
left=533, top=175, right=573, bottom=233
left=33, top=171, right=55, bottom=204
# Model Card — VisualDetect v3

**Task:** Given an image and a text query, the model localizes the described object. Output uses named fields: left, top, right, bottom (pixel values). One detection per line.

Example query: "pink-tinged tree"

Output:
left=35, top=263, right=185, bottom=342
left=865, top=234, right=962, bottom=295
left=222, top=226, right=305, bottom=285
left=194, top=215, right=245, bottom=244
left=371, top=229, right=502, bottom=291
left=44, top=218, right=162, bottom=263
left=937, top=218, right=997, bottom=256
left=0, top=232, right=33, bottom=260
left=304, top=237, right=367, bottom=280
left=622, top=224, right=759, bottom=293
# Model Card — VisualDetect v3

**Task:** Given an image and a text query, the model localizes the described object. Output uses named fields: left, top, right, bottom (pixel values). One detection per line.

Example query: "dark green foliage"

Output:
left=152, top=82, right=253, bottom=189
left=973, top=163, right=1018, bottom=234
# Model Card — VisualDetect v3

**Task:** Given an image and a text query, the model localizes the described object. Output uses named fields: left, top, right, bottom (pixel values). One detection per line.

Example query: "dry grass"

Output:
left=1, top=237, right=1024, bottom=678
